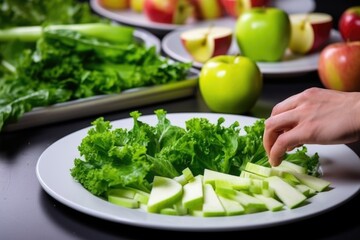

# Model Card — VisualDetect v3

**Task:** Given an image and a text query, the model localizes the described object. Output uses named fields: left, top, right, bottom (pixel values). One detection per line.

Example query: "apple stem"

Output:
left=300, top=14, right=310, bottom=30
left=202, top=24, right=214, bottom=46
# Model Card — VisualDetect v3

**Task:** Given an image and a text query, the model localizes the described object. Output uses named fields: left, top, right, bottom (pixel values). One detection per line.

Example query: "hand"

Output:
left=263, top=87, right=360, bottom=166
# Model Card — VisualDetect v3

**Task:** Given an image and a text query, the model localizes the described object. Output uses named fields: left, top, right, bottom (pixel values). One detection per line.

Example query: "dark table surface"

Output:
left=1, top=0, right=360, bottom=239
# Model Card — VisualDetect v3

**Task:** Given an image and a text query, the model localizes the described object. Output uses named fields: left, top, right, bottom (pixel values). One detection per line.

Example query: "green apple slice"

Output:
left=253, top=194, right=284, bottom=212
left=290, top=172, right=331, bottom=192
left=245, top=162, right=272, bottom=177
left=147, top=176, right=183, bottom=213
left=204, top=168, right=251, bottom=190
left=267, top=176, right=307, bottom=209
left=217, top=195, right=245, bottom=216
left=229, top=190, right=267, bottom=213
left=108, top=195, right=139, bottom=209
left=182, top=175, right=204, bottom=210
left=277, top=160, right=307, bottom=174
left=203, top=183, right=226, bottom=217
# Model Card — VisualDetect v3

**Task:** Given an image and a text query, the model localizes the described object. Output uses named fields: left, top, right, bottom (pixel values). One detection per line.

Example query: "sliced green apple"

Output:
left=182, top=175, right=204, bottom=210
left=217, top=195, right=245, bottom=216
left=203, top=168, right=251, bottom=190
left=147, top=176, right=183, bottom=213
left=253, top=194, right=284, bottom=212
left=289, top=13, right=333, bottom=54
left=108, top=195, right=140, bottom=209
left=180, top=26, right=233, bottom=63
left=202, top=183, right=226, bottom=217
left=267, top=176, right=307, bottom=209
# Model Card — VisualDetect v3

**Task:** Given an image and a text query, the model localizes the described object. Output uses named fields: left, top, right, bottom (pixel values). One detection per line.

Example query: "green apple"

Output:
left=235, top=7, right=291, bottom=62
left=199, top=55, right=262, bottom=114
left=147, top=176, right=183, bottom=213
left=180, top=26, right=233, bottom=63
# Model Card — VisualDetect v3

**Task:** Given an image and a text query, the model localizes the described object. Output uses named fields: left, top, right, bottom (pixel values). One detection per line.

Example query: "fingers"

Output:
left=263, top=111, right=296, bottom=156
left=270, top=93, right=301, bottom=117
left=268, top=130, right=303, bottom=166
left=264, top=109, right=304, bottom=166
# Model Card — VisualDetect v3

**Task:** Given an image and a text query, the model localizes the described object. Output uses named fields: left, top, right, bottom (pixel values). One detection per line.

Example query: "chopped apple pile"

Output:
left=106, top=161, right=331, bottom=217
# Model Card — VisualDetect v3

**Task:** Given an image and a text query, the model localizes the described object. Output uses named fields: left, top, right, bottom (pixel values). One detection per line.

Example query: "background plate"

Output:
left=90, top=0, right=316, bottom=36
left=162, top=18, right=342, bottom=77
left=36, top=113, right=360, bottom=231
left=133, top=28, right=161, bottom=51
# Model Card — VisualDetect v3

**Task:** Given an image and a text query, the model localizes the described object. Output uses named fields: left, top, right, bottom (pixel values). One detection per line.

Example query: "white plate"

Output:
left=162, top=18, right=342, bottom=77
left=269, top=0, right=315, bottom=14
left=36, top=113, right=360, bottom=231
left=90, top=0, right=315, bottom=36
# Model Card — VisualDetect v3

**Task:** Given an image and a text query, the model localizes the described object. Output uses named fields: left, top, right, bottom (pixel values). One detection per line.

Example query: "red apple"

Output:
left=180, top=26, right=233, bottom=63
left=144, top=0, right=193, bottom=24
left=99, top=0, right=130, bottom=9
left=289, top=13, right=333, bottom=54
left=339, top=6, right=360, bottom=42
left=191, top=0, right=225, bottom=20
left=318, top=41, right=360, bottom=92
left=220, top=0, right=270, bottom=18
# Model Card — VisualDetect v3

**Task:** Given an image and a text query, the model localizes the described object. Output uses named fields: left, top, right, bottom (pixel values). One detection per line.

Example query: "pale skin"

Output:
left=263, top=87, right=360, bottom=167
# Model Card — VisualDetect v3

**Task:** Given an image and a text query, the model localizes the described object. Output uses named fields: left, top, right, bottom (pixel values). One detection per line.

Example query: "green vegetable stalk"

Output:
left=0, top=23, right=135, bottom=44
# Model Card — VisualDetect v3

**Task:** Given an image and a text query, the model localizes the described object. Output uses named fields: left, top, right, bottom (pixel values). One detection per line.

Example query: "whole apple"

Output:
left=318, top=41, right=360, bottom=92
left=199, top=55, right=262, bottom=114
left=339, top=6, right=360, bottom=42
left=144, top=0, right=193, bottom=24
left=235, top=7, right=291, bottom=62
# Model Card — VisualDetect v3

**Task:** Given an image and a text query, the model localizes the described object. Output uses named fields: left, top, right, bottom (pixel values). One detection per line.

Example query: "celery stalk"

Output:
left=0, top=23, right=134, bottom=44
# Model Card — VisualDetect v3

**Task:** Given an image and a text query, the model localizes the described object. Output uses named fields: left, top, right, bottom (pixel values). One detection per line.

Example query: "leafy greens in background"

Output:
left=71, top=110, right=320, bottom=197
left=0, top=0, right=192, bottom=132
left=0, top=0, right=103, bottom=28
